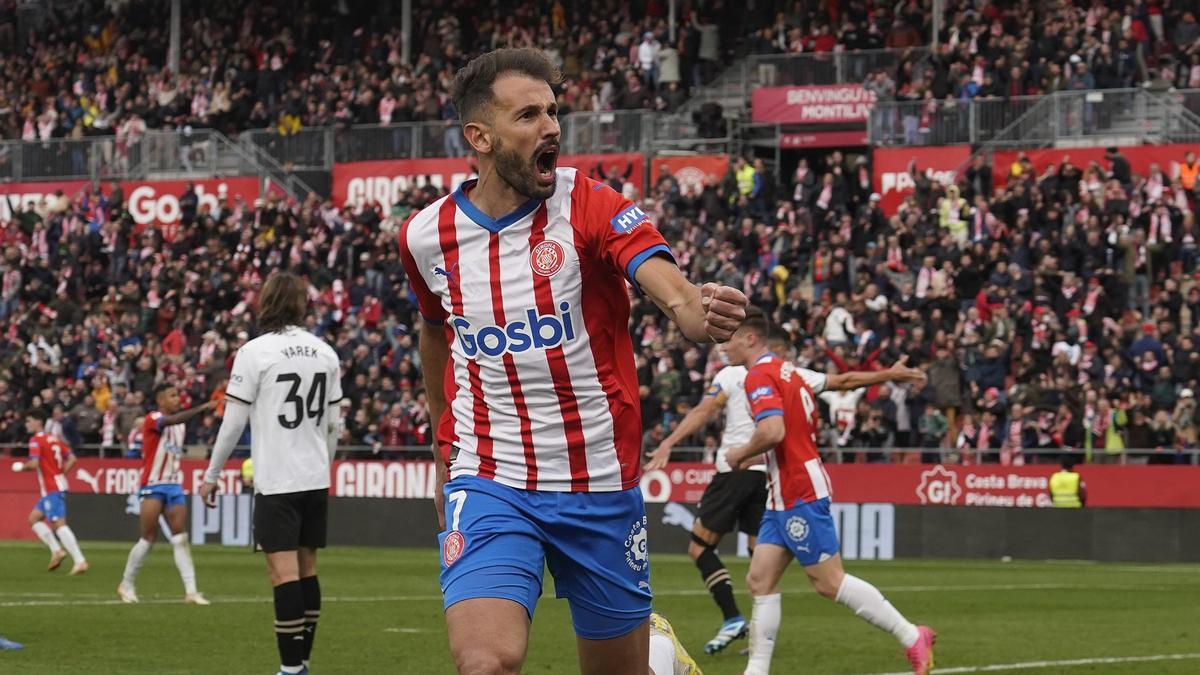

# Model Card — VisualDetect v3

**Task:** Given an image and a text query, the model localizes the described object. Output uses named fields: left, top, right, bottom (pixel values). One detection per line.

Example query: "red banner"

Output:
left=992, top=143, right=1196, bottom=189
left=7, top=459, right=1197, bottom=539
left=333, top=153, right=645, bottom=210
left=0, top=457, right=240, bottom=540
left=752, top=84, right=877, bottom=124
left=780, top=130, right=869, bottom=149
left=650, top=155, right=728, bottom=194
left=0, top=177, right=260, bottom=234
left=872, top=145, right=972, bottom=215
left=643, top=463, right=1200, bottom=509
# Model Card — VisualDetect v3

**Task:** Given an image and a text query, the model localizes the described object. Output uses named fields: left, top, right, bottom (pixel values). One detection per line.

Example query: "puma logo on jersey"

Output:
left=434, top=263, right=459, bottom=282
left=450, top=303, right=577, bottom=359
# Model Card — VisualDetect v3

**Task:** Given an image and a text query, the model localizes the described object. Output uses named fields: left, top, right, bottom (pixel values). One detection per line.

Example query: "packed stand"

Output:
left=0, top=184, right=433, bottom=457
left=851, top=0, right=1200, bottom=145
left=8, top=141, right=1200, bottom=466
left=0, top=0, right=780, bottom=153
left=634, top=145, right=1200, bottom=466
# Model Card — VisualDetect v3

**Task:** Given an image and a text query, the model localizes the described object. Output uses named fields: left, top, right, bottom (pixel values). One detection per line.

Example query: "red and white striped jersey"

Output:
left=744, top=353, right=830, bottom=510
left=399, top=168, right=673, bottom=492
left=28, top=432, right=70, bottom=496
left=140, top=411, right=185, bottom=487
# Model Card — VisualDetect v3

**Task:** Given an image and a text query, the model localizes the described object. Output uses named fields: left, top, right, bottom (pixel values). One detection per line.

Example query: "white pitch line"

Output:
left=383, top=627, right=432, bottom=633
left=0, top=582, right=1171, bottom=608
left=873, top=652, right=1200, bottom=675
left=652, top=582, right=1179, bottom=597
left=0, top=594, right=442, bottom=608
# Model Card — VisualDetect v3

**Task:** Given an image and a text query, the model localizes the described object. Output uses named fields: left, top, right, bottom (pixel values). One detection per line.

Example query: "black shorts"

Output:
left=696, top=470, right=767, bottom=536
left=253, top=489, right=329, bottom=553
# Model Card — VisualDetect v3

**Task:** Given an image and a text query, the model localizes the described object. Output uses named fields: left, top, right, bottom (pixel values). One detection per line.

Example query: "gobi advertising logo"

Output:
left=450, top=302, right=577, bottom=359
left=916, top=465, right=962, bottom=505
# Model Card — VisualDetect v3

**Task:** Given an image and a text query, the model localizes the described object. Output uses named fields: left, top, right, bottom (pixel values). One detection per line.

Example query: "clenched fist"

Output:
left=887, top=354, right=928, bottom=385
left=699, top=282, right=748, bottom=342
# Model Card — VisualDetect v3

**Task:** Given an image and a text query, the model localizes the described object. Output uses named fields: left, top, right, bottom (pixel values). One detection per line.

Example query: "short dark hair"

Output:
left=741, top=306, right=769, bottom=341
left=153, top=383, right=176, bottom=399
left=450, top=48, right=562, bottom=124
left=257, top=272, right=308, bottom=333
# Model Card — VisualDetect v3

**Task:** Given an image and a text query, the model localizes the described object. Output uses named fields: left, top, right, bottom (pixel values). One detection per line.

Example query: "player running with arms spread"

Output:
left=401, top=47, right=747, bottom=675
left=722, top=312, right=936, bottom=675
left=644, top=306, right=929, bottom=657
left=117, top=384, right=215, bottom=605
left=13, top=415, right=88, bottom=574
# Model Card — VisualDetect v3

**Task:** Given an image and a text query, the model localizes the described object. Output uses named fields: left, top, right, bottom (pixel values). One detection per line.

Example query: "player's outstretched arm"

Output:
left=11, top=458, right=38, bottom=472
left=200, top=399, right=251, bottom=507
left=634, top=256, right=747, bottom=343
left=824, top=355, right=927, bottom=391
left=644, top=391, right=725, bottom=470
left=158, top=399, right=219, bottom=427
left=419, top=319, right=451, bottom=529
left=725, top=415, right=786, bottom=471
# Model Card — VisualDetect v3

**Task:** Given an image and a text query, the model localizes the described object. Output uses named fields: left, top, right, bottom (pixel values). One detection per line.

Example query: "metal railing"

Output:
left=750, top=47, right=933, bottom=89
left=0, top=128, right=317, bottom=201
left=870, top=88, right=1200, bottom=150
left=2, top=444, right=1195, bottom=465
left=678, top=47, right=933, bottom=119
left=239, top=111, right=657, bottom=168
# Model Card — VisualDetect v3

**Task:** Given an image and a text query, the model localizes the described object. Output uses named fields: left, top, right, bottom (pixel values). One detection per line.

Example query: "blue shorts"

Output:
left=757, top=497, right=841, bottom=567
left=438, top=475, right=652, bottom=640
left=139, top=483, right=187, bottom=509
left=34, top=491, right=67, bottom=522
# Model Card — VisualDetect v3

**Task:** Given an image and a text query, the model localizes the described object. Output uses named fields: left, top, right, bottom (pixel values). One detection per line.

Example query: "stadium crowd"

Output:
left=840, top=0, right=1200, bottom=146
left=4, top=0, right=1200, bottom=466
left=0, top=0, right=808, bottom=147
left=9, top=0, right=1200, bottom=149
left=3, top=140, right=1200, bottom=466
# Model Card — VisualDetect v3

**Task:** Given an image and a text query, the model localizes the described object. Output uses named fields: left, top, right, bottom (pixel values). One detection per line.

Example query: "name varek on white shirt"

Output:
left=224, top=327, right=343, bottom=495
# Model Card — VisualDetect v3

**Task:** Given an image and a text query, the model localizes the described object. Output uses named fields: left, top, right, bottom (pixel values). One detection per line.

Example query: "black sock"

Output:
left=695, top=546, right=741, bottom=620
left=300, top=575, right=321, bottom=663
left=273, top=580, right=306, bottom=669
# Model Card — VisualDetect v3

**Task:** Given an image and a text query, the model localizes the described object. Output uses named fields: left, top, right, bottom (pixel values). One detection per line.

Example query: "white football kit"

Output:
left=224, top=327, right=343, bottom=495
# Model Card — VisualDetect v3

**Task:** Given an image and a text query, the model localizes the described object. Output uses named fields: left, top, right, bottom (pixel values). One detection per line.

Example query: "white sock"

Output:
left=279, top=666, right=304, bottom=674
left=122, top=538, right=153, bottom=587
left=32, top=521, right=62, bottom=553
left=745, top=593, right=781, bottom=675
left=648, top=633, right=676, bottom=675
left=835, top=574, right=920, bottom=648
left=54, top=525, right=86, bottom=563
left=170, top=532, right=198, bottom=595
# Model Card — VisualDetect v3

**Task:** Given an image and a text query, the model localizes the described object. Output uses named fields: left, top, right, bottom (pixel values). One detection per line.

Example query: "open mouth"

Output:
left=534, top=146, right=558, bottom=183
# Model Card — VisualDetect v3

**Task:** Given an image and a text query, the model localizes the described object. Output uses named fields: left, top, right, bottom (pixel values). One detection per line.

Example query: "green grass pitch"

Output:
left=1, top=542, right=1198, bottom=674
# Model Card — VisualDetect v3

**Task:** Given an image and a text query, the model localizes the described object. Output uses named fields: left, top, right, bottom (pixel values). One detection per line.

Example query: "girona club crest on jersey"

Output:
left=443, top=531, right=466, bottom=566
left=530, top=239, right=566, bottom=277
